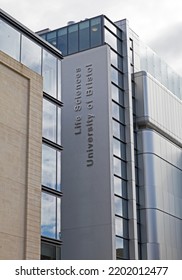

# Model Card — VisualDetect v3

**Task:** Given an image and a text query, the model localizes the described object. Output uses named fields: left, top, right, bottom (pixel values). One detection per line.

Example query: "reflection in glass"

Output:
left=79, top=21, right=89, bottom=51
left=41, top=192, right=56, bottom=239
left=112, top=102, right=125, bottom=123
left=105, top=28, right=117, bottom=50
left=111, top=67, right=123, bottom=88
left=41, top=192, right=61, bottom=240
left=58, top=60, right=62, bottom=101
left=116, top=237, right=129, bottom=259
left=114, top=176, right=127, bottom=198
left=43, top=99, right=56, bottom=142
left=91, top=17, right=102, bottom=47
left=104, top=18, right=117, bottom=34
left=41, top=242, right=61, bottom=260
left=115, top=216, right=123, bottom=237
left=112, top=120, right=125, bottom=142
left=42, top=144, right=61, bottom=190
left=112, top=84, right=124, bottom=106
left=113, top=157, right=127, bottom=179
left=68, top=24, right=78, bottom=54
left=113, top=138, right=126, bottom=160
left=110, top=50, right=123, bottom=71
left=42, top=144, right=56, bottom=189
left=47, top=31, right=57, bottom=47
left=21, top=35, right=41, bottom=74
left=58, top=28, right=68, bottom=56
left=0, top=20, right=20, bottom=60
left=115, top=196, right=123, bottom=217
left=43, top=50, right=57, bottom=97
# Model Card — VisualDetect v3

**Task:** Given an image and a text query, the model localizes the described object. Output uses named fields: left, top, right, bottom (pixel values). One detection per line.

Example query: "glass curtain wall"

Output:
left=0, top=18, right=63, bottom=259
left=103, top=17, right=129, bottom=260
left=41, top=16, right=103, bottom=56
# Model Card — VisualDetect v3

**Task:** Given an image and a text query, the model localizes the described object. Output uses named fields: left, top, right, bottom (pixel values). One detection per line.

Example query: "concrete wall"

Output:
left=0, top=51, right=43, bottom=259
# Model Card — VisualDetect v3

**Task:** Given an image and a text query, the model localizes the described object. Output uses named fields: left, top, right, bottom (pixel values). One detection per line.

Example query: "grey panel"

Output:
left=61, top=45, right=115, bottom=259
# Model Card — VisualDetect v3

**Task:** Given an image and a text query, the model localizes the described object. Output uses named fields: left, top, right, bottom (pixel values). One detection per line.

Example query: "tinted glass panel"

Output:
left=0, top=20, right=20, bottom=60
left=21, top=35, right=41, bottom=74
left=58, top=28, right=67, bottom=56
left=91, top=17, right=102, bottom=47
left=41, top=242, right=56, bottom=260
left=116, top=237, right=129, bottom=259
left=47, top=31, right=57, bottom=47
left=79, top=21, right=90, bottom=51
left=68, top=24, right=78, bottom=54
left=43, top=50, right=57, bottom=97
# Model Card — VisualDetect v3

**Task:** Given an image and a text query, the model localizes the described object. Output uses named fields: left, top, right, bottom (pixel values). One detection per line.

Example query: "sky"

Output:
left=1, top=0, right=182, bottom=75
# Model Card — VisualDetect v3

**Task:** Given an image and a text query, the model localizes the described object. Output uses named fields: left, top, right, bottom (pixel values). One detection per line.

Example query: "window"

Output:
left=68, top=24, right=78, bottom=54
left=112, top=120, right=125, bottom=142
left=114, top=176, right=127, bottom=198
left=41, top=192, right=61, bottom=239
left=43, top=99, right=61, bottom=145
left=42, top=144, right=61, bottom=191
left=110, top=50, right=123, bottom=71
left=43, top=50, right=57, bottom=98
left=111, top=84, right=124, bottom=106
left=79, top=21, right=90, bottom=51
left=21, top=35, right=41, bottom=74
left=112, top=102, right=125, bottom=124
left=116, top=237, right=129, bottom=259
left=115, top=216, right=128, bottom=238
left=113, top=156, right=127, bottom=180
left=113, top=138, right=126, bottom=160
left=111, top=67, right=123, bottom=88
left=114, top=196, right=127, bottom=218
left=91, top=17, right=102, bottom=47
left=41, top=242, right=61, bottom=260
left=57, top=28, right=68, bottom=56
left=47, top=31, right=57, bottom=47
left=0, top=20, right=20, bottom=60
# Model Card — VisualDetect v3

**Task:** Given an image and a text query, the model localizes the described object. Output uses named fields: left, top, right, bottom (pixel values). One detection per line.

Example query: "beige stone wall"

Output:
left=0, top=51, right=43, bottom=259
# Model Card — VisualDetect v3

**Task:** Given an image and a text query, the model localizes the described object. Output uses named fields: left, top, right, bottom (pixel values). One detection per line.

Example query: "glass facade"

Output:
left=0, top=16, right=63, bottom=260
left=39, top=16, right=103, bottom=56
left=140, top=42, right=182, bottom=100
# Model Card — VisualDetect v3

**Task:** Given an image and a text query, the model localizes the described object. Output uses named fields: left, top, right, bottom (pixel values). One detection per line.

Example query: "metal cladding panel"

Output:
left=137, top=129, right=182, bottom=259
left=135, top=71, right=182, bottom=145
left=61, top=45, right=114, bottom=259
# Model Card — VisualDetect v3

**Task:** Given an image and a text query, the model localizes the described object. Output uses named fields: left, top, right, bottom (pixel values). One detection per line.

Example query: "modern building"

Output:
left=1, top=10, right=182, bottom=260
left=0, top=9, right=63, bottom=259
left=40, top=15, right=182, bottom=260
